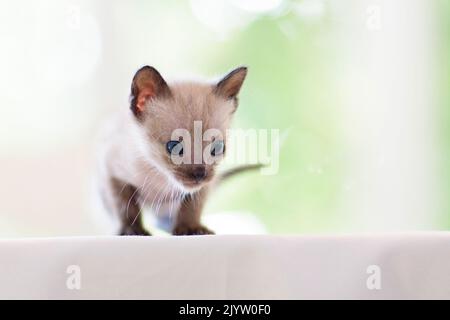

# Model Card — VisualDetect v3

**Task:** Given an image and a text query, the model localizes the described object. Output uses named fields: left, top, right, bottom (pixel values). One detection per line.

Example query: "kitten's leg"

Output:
left=109, top=177, right=151, bottom=236
left=172, top=188, right=214, bottom=235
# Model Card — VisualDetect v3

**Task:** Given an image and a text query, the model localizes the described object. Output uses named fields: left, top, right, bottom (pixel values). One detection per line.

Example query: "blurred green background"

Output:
left=438, top=0, right=450, bottom=229
left=0, top=0, right=448, bottom=236
left=201, top=7, right=342, bottom=233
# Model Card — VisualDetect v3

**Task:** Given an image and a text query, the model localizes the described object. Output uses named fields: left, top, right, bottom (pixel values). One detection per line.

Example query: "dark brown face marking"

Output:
left=172, top=164, right=214, bottom=189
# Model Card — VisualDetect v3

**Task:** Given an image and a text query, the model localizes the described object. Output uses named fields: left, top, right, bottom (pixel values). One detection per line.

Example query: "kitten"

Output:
left=96, top=66, right=248, bottom=235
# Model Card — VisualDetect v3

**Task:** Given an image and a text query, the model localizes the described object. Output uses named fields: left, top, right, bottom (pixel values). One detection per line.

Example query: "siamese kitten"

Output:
left=96, top=66, right=248, bottom=236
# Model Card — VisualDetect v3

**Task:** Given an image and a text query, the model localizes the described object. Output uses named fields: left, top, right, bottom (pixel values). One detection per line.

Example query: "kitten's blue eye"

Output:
left=211, top=140, right=225, bottom=156
left=166, top=140, right=183, bottom=156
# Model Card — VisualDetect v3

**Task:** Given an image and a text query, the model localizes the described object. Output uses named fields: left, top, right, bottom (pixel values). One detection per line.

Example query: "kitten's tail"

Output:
left=219, top=164, right=264, bottom=182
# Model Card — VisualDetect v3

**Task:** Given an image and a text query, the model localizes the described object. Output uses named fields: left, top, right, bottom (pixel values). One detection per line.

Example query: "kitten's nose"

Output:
left=191, top=166, right=207, bottom=182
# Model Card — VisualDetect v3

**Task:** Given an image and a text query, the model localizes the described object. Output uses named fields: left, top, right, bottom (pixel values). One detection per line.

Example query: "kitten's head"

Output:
left=130, top=66, right=247, bottom=192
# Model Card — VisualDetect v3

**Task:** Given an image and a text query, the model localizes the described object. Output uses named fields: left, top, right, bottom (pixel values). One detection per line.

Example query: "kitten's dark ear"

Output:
left=130, top=66, right=171, bottom=116
left=214, top=66, right=248, bottom=100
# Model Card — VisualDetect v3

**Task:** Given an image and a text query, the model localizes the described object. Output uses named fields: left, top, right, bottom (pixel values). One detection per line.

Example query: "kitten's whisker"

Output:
left=130, top=173, right=152, bottom=226
left=118, top=165, right=150, bottom=197
left=127, top=173, right=150, bottom=222
left=147, top=176, right=165, bottom=215
left=140, top=170, right=162, bottom=215
left=168, top=187, right=174, bottom=216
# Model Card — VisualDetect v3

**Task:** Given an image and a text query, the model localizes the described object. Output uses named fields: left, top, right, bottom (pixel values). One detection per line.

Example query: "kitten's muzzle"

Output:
left=190, top=166, right=207, bottom=183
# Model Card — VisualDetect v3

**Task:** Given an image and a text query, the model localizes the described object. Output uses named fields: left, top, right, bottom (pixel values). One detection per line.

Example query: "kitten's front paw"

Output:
left=119, top=226, right=152, bottom=236
left=172, top=224, right=215, bottom=236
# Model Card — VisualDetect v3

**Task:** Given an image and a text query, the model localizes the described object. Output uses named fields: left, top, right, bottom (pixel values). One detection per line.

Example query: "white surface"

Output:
left=0, top=233, right=448, bottom=299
